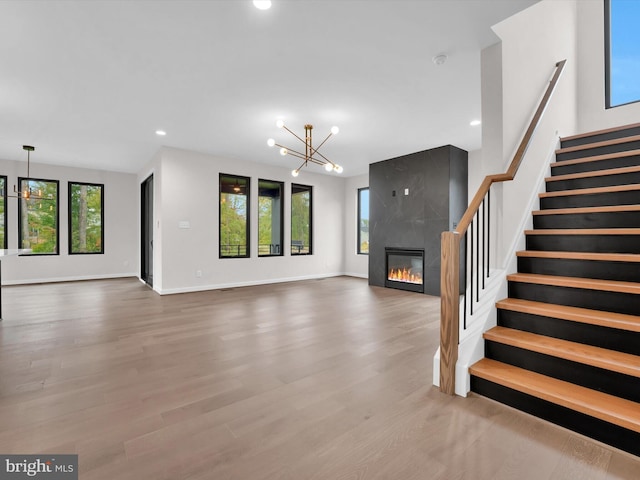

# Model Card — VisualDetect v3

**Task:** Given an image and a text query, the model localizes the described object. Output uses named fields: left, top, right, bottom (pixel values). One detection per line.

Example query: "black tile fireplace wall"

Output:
left=368, top=145, right=468, bottom=296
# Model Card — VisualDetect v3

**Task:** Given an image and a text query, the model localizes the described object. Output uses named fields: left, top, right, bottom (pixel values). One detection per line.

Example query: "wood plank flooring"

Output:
left=0, top=277, right=638, bottom=479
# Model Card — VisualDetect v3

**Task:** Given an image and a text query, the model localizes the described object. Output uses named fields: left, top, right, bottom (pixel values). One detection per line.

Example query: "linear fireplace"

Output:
left=385, top=248, right=424, bottom=293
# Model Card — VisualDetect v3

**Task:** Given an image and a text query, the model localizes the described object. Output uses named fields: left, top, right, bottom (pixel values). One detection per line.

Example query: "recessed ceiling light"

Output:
left=469, top=120, right=481, bottom=127
left=253, top=0, right=271, bottom=10
left=155, top=130, right=167, bottom=136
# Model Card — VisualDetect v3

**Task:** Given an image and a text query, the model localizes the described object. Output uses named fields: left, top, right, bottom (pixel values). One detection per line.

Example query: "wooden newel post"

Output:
left=440, top=231, right=460, bottom=395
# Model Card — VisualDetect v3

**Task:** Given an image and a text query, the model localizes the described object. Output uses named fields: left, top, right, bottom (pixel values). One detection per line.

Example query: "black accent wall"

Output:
left=368, top=145, right=468, bottom=296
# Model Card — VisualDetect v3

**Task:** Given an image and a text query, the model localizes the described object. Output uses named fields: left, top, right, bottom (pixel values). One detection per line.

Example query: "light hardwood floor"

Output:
left=0, top=276, right=638, bottom=479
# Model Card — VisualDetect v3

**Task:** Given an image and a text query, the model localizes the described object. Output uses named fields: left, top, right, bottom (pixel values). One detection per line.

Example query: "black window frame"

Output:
left=17, top=177, right=60, bottom=256
left=291, top=183, right=312, bottom=256
left=68, top=181, right=105, bottom=255
left=605, top=0, right=640, bottom=108
left=357, top=187, right=369, bottom=255
left=219, top=173, right=250, bottom=259
left=0, top=176, right=7, bottom=249
left=258, top=179, right=284, bottom=257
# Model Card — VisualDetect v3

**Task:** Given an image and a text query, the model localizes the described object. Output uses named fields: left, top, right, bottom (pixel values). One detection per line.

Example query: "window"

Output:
left=0, top=176, right=7, bottom=249
left=69, top=182, right=104, bottom=254
left=357, top=187, right=369, bottom=254
left=291, top=183, right=312, bottom=255
left=606, top=0, right=640, bottom=107
left=18, top=178, right=59, bottom=255
left=258, top=179, right=284, bottom=256
left=220, top=174, right=250, bottom=258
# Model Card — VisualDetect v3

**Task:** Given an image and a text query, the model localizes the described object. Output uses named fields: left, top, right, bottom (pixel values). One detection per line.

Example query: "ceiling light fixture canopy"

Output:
left=267, top=121, right=343, bottom=177
left=5, top=146, right=46, bottom=200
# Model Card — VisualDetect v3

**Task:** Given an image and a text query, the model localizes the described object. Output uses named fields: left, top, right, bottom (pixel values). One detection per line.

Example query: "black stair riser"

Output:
left=517, top=257, right=640, bottom=283
left=540, top=190, right=640, bottom=209
left=508, top=281, right=640, bottom=316
left=533, top=211, right=640, bottom=229
left=485, top=341, right=640, bottom=403
left=470, top=376, right=640, bottom=457
left=497, top=308, right=640, bottom=356
left=546, top=171, right=640, bottom=192
left=556, top=140, right=640, bottom=162
left=560, top=126, right=640, bottom=149
left=551, top=154, right=640, bottom=176
left=526, top=233, right=640, bottom=253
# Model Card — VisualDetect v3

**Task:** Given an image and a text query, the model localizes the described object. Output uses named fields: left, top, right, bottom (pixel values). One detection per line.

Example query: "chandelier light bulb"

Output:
left=331, top=126, right=339, bottom=135
left=335, top=165, right=343, bottom=173
left=280, top=147, right=288, bottom=156
left=291, top=169, right=299, bottom=177
left=267, top=138, right=275, bottom=147
left=324, top=163, right=334, bottom=172
left=276, top=119, right=285, bottom=128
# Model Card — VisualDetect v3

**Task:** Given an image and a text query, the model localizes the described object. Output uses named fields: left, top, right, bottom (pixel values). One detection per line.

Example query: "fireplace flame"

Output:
left=388, top=267, right=423, bottom=285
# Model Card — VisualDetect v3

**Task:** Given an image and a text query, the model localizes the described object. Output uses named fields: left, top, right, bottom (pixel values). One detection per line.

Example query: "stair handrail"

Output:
left=439, top=59, right=567, bottom=395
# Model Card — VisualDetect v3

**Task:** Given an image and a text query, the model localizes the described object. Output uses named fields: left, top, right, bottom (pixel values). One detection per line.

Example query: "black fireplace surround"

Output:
left=368, top=145, right=468, bottom=296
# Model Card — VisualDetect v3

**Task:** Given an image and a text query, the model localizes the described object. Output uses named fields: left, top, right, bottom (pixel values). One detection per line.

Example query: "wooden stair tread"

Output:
left=555, top=134, right=640, bottom=155
left=507, top=272, right=640, bottom=294
left=496, top=298, right=640, bottom=333
left=551, top=149, right=640, bottom=168
left=470, top=358, right=640, bottom=433
left=546, top=165, right=640, bottom=183
left=560, top=122, right=640, bottom=143
left=540, top=184, right=640, bottom=198
left=516, top=250, right=640, bottom=262
left=484, top=326, right=640, bottom=378
left=532, top=205, right=640, bottom=215
left=525, top=228, right=640, bottom=235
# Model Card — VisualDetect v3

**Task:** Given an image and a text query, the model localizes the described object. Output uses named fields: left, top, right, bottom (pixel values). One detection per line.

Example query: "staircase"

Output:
left=469, top=123, right=640, bottom=457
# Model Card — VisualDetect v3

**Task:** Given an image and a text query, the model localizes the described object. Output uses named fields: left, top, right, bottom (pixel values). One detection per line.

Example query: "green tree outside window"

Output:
left=18, top=178, right=59, bottom=255
left=69, top=182, right=104, bottom=254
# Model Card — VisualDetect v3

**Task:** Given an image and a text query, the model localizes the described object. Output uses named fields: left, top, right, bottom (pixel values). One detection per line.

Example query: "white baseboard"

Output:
left=2, top=272, right=138, bottom=286
left=156, top=272, right=347, bottom=295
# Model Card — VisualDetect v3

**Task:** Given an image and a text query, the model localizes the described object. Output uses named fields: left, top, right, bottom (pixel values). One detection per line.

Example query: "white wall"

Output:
left=491, top=0, right=578, bottom=267
left=0, top=158, right=138, bottom=284
left=154, top=147, right=346, bottom=294
left=577, top=0, right=640, bottom=132
left=343, top=173, right=369, bottom=278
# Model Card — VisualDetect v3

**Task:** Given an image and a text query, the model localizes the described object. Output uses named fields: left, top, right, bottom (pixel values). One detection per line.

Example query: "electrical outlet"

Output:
left=196, top=270, right=202, bottom=278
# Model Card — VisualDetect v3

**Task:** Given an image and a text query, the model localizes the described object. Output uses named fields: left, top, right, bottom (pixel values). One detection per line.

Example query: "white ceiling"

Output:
left=0, top=0, right=538, bottom=177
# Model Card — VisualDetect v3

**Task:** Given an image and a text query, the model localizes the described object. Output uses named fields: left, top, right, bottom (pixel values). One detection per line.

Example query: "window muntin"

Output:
left=606, top=0, right=640, bottom=107
left=18, top=178, right=59, bottom=255
left=220, top=174, right=250, bottom=258
left=258, top=179, right=284, bottom=257
left=357, top=187, right=369, bottom=254
left=291, top=183, right=312, bottom=255
left=69, top=182, right=104, bottom=254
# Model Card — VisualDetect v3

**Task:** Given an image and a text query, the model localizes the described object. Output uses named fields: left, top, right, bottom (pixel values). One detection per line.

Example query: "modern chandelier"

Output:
left=7, top=146, right=45, bottom=200
left=267, top=120, right=343, bottom=177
